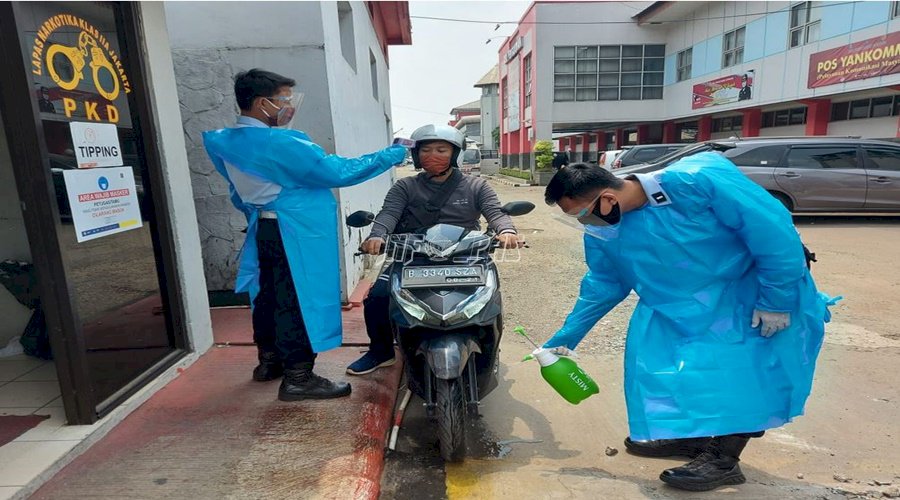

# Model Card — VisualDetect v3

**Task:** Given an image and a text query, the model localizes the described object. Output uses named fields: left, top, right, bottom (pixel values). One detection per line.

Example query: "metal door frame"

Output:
left=0, top=1, right=189, bottom=424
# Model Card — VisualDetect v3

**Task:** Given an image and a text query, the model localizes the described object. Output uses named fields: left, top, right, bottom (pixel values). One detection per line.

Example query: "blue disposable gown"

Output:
left=203, top=127, right=406, bottom=352
left=545, top=153, right=837, bottom=441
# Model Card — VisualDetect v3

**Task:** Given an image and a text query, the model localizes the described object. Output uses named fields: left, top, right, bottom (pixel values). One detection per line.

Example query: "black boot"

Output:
left=278, top=363, right=352, bottom=401
left=659, top=434, right=751, bottom=491
left=624, top=437, right=711, bottom=458
left=252, top=350, right=283, bottom=382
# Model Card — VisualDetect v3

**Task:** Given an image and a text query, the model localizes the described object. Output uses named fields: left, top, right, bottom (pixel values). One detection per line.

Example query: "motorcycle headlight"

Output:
left=395, top=287, right=427, bottom=321
left=447, top=271, right=497, bottom=322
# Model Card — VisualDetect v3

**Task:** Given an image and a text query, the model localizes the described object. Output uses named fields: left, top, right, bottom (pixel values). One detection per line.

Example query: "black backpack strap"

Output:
left=403, top=169, right=464, bottom=230
left=425, top=168, right=464, bottom=213
left=802, top=243, right=817, bottom=270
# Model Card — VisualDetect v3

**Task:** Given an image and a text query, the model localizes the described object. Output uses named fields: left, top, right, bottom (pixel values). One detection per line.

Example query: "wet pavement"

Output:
left=31, top=306, right=404, bottom=500
left=378, top=178, right=900, bottom=500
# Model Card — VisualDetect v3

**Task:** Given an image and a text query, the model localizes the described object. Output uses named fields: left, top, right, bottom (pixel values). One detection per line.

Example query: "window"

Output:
left=850, top=99, right=870, bottom=119
left=871, top=96, right=894, bottom=118
left=337, top=2, right=357, bottom=71
left=724, top=145, right=788, bottom=166
left=677, top=122, right=698, bottom=142
left=865, top=147, right=900, bottom=171
left=786, top=147, right=858, bottom=169
left=502, top=77, right=508, bottom=117
left=712, top=115, right=743, bottom=132
left=524, top=53, right=533, bottom=108
left=677, top=48, right=692, bottom=82
left=762, top=107, right=807, bottom=128
left=831, top=101, right=850, bottom=121
left=632, top=147, right=670, bottom=163
left=369, top=50, right=378, bottom=100
left=790, top=2, right=821, bottom=48
left=893, top=1, right=900, bottom=19
left=832, top=96, right=900, bottom=121
left=722, top=27, right=745, bottom=68
left=553, top=44, right=665, bottom=102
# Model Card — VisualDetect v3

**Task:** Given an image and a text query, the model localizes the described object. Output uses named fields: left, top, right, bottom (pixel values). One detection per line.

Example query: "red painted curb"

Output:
left=351, top=348, right=403, bottom=499
left=348, top=278, right=372, bottom=308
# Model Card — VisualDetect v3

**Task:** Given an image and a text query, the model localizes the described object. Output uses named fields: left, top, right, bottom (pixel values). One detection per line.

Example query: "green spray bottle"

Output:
left=514, top=326, right=599, bottom=405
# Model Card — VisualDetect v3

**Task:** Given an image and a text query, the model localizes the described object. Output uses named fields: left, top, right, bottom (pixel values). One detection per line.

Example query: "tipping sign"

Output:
left=69, top=122, right=122, bottom=168
left=62, top=166, right=143, bottom=242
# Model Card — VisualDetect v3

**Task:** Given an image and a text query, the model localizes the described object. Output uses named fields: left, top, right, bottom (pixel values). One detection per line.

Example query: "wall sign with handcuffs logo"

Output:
left=30, top=14, right=132, bottom=123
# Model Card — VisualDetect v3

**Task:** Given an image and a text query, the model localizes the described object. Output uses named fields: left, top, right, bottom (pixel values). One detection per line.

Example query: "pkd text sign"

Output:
left=808, top=32, right=900, bottom=88
left=30, top=14, right=132, bottom=123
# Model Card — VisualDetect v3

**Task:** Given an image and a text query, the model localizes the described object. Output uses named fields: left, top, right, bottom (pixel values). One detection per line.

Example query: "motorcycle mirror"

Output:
left=500, top=201, right=535, bottom=217
left=346, top=210, right=375, bottom=228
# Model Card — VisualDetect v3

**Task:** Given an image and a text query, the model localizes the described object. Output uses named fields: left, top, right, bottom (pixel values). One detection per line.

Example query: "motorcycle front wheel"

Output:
left=435, top=378, right=466, bottom=462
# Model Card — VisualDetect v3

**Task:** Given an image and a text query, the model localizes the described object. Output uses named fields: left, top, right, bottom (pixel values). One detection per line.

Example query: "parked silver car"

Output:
left=721, top=138, right=900, bottom=212
left=615, top=137, right=900, bottom=213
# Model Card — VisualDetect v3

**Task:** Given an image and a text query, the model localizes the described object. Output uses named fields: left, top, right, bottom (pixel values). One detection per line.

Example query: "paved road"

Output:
left=381, top=173, right=900, bottom=499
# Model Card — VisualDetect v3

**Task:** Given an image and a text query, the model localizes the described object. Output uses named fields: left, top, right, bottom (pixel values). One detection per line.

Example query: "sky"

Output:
left=387, top=1, right=531, bottom=138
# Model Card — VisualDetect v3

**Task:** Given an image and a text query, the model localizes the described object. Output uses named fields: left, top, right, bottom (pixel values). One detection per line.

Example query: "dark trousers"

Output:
left=363, top=264, right=395, bottom=357
left=252, top=219, right=316, bottom=367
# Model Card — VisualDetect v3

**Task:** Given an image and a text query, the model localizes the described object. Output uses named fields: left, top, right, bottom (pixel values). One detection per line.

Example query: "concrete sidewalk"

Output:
left=31, top=295, right=403, bottom=500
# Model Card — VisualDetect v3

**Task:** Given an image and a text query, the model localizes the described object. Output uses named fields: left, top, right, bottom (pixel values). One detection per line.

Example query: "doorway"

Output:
left=0, top=2, right=188, bottom=424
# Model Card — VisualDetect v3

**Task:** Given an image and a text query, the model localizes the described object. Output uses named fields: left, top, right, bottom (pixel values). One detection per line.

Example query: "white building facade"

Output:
left=499, top=1, right=900, bottom=167
left=165, top=1, right=411, bottom=301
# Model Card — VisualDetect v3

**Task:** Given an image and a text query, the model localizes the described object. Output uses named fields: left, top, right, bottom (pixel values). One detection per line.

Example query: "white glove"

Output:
left=549, top=346, right=578, bottom=358
left=751, top=309, right=791, bottom=337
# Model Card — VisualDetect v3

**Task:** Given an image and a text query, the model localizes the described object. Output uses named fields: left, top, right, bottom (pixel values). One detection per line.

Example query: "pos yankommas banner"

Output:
left=808, top=32, right=900, bottom=89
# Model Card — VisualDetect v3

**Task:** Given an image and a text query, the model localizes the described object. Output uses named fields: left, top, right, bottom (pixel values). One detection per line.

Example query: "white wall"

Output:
left=536, top=2, right=669, bottom=128
left=320, top=1, right=397, bottom=300
left=480, top=89, right=499, bottom=149
left=759, top=125, right=807, bottom=137
left=0, top=111, right=34, bottom=349
left=663, top=3, right=900, bottom=120
left=829, top=116, right=899, bottom=139
left=534, top=1, right=900, bottom=131
left=166, top=1, right=398, bottom=301
left=165, top=2, right=336, bottom=291
left=141, top=3, right=213, bottom=353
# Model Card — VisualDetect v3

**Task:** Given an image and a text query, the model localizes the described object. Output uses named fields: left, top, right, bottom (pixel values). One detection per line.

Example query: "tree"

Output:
left=491, top=127, right=500, bottom=148
left=534, top=140, right=555, bottom=171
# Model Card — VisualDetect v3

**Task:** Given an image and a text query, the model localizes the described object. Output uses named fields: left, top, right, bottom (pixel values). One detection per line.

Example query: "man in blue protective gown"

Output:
left=203, top=69, right=406, bottom=401
left=543, top=155, right=837, bottom=491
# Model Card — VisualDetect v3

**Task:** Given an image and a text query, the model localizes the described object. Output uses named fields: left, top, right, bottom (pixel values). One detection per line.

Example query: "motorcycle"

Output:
left=346, top=201, right=534, bottom=461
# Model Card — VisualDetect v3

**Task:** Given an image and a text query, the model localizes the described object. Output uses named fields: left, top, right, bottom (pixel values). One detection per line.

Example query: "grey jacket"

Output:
left=368, top=172, right=517, bottom=240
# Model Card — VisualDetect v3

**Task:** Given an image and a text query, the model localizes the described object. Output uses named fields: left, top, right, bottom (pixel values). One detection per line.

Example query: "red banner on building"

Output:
left=808, top=32, right=900, bottom=88
left=692, top=70, right=754, bottom=110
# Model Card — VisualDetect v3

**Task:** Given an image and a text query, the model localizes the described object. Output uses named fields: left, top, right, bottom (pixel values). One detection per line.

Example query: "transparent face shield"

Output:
left=555, top=191, right=622, bottom=240
left=262, top=93, right=304, bottom=128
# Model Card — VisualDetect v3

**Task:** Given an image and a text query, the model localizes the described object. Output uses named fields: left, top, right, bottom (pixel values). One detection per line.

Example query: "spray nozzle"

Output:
left=515, top=326, right=541, bottom=362
left=513, top=325, right=540, bottom=349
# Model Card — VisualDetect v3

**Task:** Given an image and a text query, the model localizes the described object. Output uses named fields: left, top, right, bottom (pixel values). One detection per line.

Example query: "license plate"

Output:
left=401, top=266, right=485, bottom=288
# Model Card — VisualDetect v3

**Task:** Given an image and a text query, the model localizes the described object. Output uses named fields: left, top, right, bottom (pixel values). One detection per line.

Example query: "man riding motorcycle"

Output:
left=346, top=124, right=523, bottom=375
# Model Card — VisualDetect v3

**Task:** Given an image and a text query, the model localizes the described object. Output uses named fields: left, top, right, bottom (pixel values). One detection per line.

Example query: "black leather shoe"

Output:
left=278, top=363, right=351, bottom=401
left=624, top=437, right=711, bottom=458
left=659, top=435, right=750, bottom=491
left=252, top=351, right=283, bottom=382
